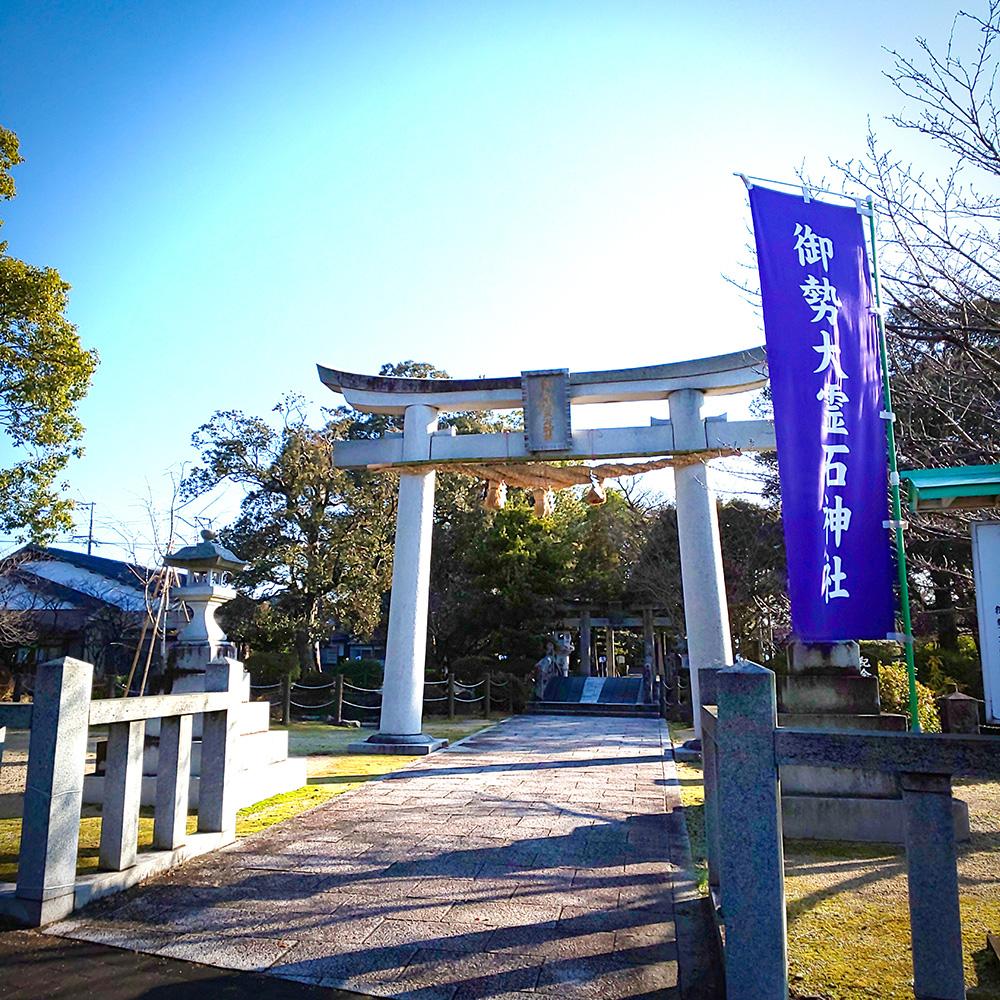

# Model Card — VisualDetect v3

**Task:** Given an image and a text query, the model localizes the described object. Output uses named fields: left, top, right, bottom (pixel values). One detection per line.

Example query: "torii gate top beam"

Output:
left=318, top=347, right=767, bottom=416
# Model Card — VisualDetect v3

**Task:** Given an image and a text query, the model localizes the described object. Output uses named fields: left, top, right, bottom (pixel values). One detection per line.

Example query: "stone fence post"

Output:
left=98, top=713, right=145, bottom=870
left=16, top=657, right=93, bottom=926
left=902, top=772, right=966, bottom=1000
left=716, top=662, right=787, bottom=999
left=153, top=713, right=192, bottom=851
left=334, top=673, right=344, bottom=725
left=197, top=657, right=243, bottom=841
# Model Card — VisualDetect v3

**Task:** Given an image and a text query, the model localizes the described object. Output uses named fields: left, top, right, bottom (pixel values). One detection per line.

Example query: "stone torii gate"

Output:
left=319, top=349, right=775, bottom=750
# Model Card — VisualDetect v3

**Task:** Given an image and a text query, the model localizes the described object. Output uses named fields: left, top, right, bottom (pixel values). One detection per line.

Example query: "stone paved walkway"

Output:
left=48, top=716, right=720, bottom=999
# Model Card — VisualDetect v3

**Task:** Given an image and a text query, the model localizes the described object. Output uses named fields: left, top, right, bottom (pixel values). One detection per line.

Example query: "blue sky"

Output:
left=0, top=1, right=957, bottom=558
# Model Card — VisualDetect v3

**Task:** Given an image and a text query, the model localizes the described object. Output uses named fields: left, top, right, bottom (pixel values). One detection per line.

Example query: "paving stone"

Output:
left=156, top=933, right=299, bottom=972
left=364, top=918, right=495, bottom=954
left=485, top=920, right=616, bottom=961
left=510, top=865, right=578, bottom=885
left=616, top=888, right=676, bottom=914
left=535, top=953, right=680, bottom=998
left=394, top=947, right=542, bottom=999
left=47, top=917, right=174, bottom=954
left=222, top=911, right=384, bottom=945
left=443, top=901, right=561, bottom=927
left=268, top=938, right=418, bottom=989
left=513, top=877, right=621, bottom=902
left=321, top=896, right=455, bottom=923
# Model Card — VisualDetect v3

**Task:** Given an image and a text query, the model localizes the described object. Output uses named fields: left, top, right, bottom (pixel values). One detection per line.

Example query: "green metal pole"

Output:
left=866, top=196, right=921, bottom=732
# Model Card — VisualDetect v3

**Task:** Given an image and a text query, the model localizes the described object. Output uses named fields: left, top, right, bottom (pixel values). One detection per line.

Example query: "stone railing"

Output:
left=701, top=661, right=998, bottom=1000
left=0, top=655, right=243, bottom=927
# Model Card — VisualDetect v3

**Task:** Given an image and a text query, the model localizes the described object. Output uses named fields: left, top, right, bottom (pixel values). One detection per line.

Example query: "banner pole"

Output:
left=865, top=195, right=921, bottom=732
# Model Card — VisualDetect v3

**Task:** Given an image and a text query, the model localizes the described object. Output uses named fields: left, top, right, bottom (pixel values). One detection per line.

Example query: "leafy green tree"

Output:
left=0, top=126, right=98, bottom=540
left=429, top=491, right=572, bottom=666
left=430, top=484, right=665, bottom=669
left=183, top=396, right=398, bottom=672
left=561, top=489, right=646, bottom=609
left=877, top=661, right=941, bottom=732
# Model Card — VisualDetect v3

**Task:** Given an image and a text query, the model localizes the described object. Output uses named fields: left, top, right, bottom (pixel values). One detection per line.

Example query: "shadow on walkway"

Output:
left=44, top=716, right=723, bottom=999
left=0, top=929, right=359, bottom=999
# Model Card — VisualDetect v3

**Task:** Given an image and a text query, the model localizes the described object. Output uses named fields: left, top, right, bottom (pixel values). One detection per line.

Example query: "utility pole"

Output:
left=79, top=502, right=96, bottom=556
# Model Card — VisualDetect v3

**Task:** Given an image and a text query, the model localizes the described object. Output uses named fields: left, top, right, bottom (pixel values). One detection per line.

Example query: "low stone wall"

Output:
left=0, top=656, right=247, bottom=927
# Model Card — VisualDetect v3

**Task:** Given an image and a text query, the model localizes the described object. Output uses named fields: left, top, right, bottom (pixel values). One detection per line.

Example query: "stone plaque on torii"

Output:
left=318, top=348, right=776, bottom=750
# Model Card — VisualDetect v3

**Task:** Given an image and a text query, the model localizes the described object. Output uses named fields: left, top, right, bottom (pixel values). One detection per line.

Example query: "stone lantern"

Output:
left=164, top=529, right=247, bottom=694
left=939, top=690, right=982, bottom=734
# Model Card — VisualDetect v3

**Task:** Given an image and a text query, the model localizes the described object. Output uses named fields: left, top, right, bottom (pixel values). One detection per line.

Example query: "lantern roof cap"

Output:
left=164, top=530, right=247, bottom=573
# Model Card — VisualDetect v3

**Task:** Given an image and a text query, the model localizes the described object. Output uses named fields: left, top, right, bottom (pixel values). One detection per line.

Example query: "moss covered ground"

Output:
left=669, top=734, right=1000, bottom=999
left=0, top=715, right=503, bottom=883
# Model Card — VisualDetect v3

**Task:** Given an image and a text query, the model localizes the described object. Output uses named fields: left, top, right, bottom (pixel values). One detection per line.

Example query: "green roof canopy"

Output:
left=900, top=464, right=1000, bottom=512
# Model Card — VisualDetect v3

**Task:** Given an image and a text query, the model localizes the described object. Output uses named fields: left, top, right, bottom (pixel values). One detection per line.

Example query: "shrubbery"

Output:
left=245, top=649, right=299, bottom=685
left=876, top=660, right=941, bottom=733
left=914, top=636, right=982, bottom=700
left=861, top=636, right=982, bottom=693
left=334, top=657, right=384, bottom=689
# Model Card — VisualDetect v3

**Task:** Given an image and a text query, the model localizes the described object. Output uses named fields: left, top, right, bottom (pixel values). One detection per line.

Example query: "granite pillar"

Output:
left=359, top=404, right=446, bottom=754
left=671, top=388, right=734, bottom=739
left=716, top=662, right=787, bottom=998
left=16, top=657, right=92, bottom=925
left=902, top=772, right=966, bottom=999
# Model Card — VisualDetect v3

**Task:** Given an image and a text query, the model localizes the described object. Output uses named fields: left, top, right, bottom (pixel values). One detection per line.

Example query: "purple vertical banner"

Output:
left=749, top=185, right=895, bottom=641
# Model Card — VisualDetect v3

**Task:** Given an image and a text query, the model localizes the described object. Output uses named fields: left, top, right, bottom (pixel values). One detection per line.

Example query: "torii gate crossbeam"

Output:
left=318, top=348, right=775, bottom=750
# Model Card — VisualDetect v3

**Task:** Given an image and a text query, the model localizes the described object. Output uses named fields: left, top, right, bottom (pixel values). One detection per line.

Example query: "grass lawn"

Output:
left=0, top=714, right=505, bottom=884
left=668, top=731, right=1000, bottom=999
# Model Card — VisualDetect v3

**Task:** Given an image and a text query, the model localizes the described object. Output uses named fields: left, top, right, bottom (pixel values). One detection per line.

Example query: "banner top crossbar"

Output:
left=734, top=172, right=874, bottom=215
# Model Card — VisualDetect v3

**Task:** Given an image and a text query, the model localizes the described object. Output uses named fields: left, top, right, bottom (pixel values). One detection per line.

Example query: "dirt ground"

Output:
left=0, top=730, right=101, bottom=820
left=783, top=776, right=1000, bottom=999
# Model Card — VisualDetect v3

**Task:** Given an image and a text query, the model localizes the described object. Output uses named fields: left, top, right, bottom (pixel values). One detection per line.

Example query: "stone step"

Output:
left=141, top=728, right=289, bottom=776
left=777, top=675, right=881, bottom=715
left=541, top=675, right=649, bottom=705
left=779, top=712, right=907, bottom=731
left=526, top=702, right=660, bottom=718
left=83, top=757, right=307, bottom=810
left=782, top=792, right=971, bottom=843
left=238, top=700, right=273, bottom=735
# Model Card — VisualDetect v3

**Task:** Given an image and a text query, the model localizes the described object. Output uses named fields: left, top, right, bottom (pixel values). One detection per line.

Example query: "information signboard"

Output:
left=972, top=521, right=1000, bottom=723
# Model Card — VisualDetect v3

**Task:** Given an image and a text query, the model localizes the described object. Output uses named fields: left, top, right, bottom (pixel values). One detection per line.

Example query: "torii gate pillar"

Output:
left=362, top=403, right=446, bottom=753
left=671, top=389, right=734, bottom=739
